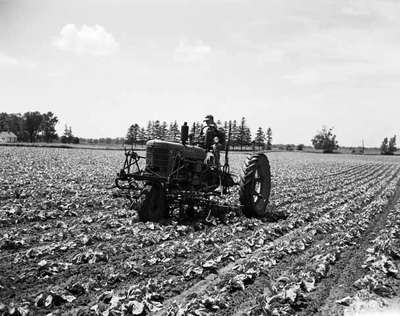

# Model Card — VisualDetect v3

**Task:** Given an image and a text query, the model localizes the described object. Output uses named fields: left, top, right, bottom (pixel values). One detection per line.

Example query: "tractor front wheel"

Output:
left=137, top=183, right=169, bottom=222
left=239, top=153, right=271, bottom=217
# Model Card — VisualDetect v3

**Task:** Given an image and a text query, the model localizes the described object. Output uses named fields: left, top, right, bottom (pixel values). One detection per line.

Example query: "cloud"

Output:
left=0, top=52, right=37, bottom=69
left=174, top=40, right=211, bottom=63
left=0, top=52, right=19, bottom=66
left=53, top=24, right=119, bottom=56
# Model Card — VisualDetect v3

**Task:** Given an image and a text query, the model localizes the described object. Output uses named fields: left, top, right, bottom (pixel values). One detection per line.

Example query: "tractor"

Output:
left=115, top=121, right=271, bottom=222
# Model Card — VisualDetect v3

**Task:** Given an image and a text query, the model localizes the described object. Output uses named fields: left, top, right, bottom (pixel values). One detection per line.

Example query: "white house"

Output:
left=0, top=131, right=17, bottom=143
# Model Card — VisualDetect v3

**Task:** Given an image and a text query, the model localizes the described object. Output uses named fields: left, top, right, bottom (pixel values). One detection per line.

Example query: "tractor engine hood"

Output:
left=146, top=140, right=207, bottom=176
left=146, top=140, right=206, bottom=160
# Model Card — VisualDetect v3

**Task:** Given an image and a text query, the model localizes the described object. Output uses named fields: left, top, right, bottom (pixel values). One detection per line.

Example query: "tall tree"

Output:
left=61, top=125, right=76, bottom=143
left=159, top=121, right=168, bottom=140
left=145, top=121, right=153, bottom=140
left=266, top=127, right=272, bottom=150
left=40, top=112, right=58, bottom=142
left=65, top=125, right=73, bottom=138
left=137, top=127, right=146, bottom=145
left=169, top=121, right=180, bottom=142
left=381, top=135, right=397, bottom=155
left=231, top=120, right=240, bottom=149
left=238, top=117, right=246, bottom=150
left=23, top=111, right=43, bottom=142
left=0, top=112, right=11, bottom=131
left=254, top=127, right=265, bottom=150
left=389, top=135, right=397, bottom=153
left=126, top=123, right=140, bottom=145
left=153, top=120, right=161, bottom=139
left=380, top=137, right=389, bottom=155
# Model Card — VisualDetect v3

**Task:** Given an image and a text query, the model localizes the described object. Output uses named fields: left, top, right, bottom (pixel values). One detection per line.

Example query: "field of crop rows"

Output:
left=1, top=147, right=400, bottom=316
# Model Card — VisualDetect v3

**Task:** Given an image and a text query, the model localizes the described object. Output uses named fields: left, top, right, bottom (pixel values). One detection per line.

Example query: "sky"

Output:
left=0, top=0, right=399, bottom=147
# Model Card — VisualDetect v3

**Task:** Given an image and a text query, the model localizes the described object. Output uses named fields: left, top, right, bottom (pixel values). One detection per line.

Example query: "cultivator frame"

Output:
left=115, top=147, right=236, bottom=207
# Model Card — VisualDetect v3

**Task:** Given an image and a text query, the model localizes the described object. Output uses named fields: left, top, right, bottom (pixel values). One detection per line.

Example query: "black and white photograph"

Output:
left=1, top=0, right=400, bottom=315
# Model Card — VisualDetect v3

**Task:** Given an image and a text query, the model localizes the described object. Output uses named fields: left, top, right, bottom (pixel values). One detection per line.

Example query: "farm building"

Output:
left=0, top=131, right=17, bottom=143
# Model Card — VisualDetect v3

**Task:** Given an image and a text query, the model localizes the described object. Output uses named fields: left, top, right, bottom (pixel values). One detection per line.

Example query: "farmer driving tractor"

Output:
left=199, top=115, right=225, bottom=168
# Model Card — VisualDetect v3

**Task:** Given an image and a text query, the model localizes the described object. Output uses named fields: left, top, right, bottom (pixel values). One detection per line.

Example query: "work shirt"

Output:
left=201, top=124, right=225, bottom=151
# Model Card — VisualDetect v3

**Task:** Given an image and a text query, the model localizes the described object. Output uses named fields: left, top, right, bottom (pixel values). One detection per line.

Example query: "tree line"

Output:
left=1, top=111, right=396, bottom=154
left=311, top=127, right=398, bottom=155
left=0, top=112, right=80, bottom=144
left=125, top=117, right=273, bottom=150
left=0, top=112, right=59, bottom=143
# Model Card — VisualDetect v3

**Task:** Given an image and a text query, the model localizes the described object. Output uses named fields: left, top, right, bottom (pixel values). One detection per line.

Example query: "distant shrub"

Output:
left=297, top=144, right=304, bottom=151
left=311, top=127, right=339, bottom=153
left=381, top=136, right=397, bottom=155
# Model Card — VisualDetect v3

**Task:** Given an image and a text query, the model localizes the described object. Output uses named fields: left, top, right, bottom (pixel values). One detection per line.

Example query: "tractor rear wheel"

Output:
left=137, top=183, right=169, bottom=222
left=239, top=153, right=271, bottom=217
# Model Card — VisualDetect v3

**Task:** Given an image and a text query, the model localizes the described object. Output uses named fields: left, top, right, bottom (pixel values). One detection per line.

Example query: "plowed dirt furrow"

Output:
left=315, top=181, right=400, bottom=316
left=340, top=199, right=400, bottom=315
left=223, top=170, right=400, bottom=316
